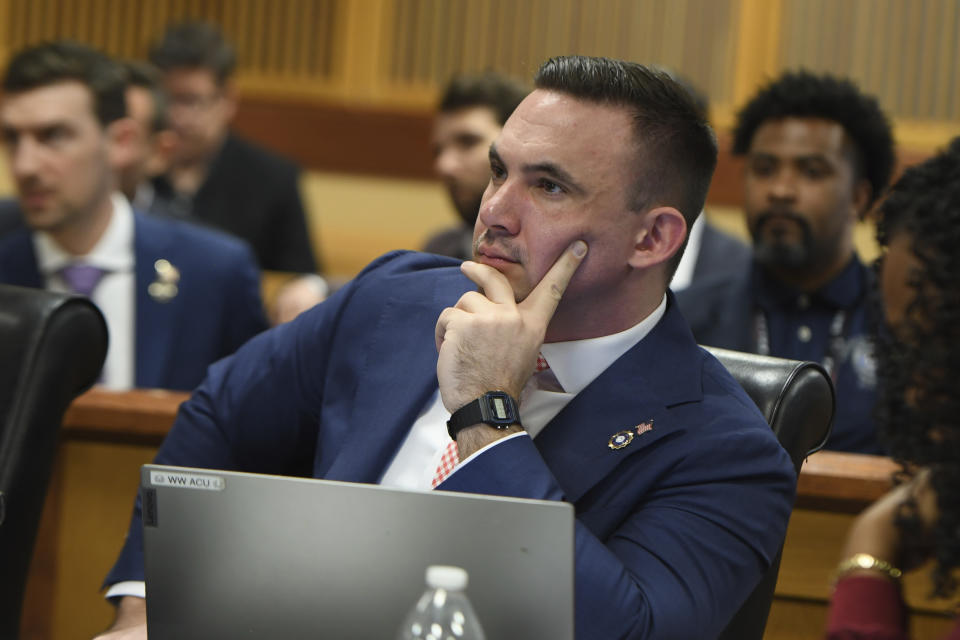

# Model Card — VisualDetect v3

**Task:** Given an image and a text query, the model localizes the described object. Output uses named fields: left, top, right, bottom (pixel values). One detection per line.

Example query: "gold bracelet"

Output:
left=833, top=552, right=903, bottom=584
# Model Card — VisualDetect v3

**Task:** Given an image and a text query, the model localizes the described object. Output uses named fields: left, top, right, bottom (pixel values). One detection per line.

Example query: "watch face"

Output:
left=484, top=391, right=516, bottom=424
left=491, top=396, right=508, bottom=419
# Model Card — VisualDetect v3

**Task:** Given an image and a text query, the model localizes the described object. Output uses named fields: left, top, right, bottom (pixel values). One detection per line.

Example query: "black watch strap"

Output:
left=447, top=391, right=521, bottom=440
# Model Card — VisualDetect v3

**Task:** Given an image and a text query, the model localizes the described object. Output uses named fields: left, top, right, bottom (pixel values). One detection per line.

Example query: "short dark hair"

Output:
left=664, top=72, right=709, bottom=122
left=123, top=60, right=169, bottom=132
left=149, top=21, right=236, bottom=84
left=732, top=71, right=895, bottom=206
left=534, top=56, right=718, bottom=276
left=438, top=72, right=530, bottom=126
left=2, top=41, right=127, bottom=127
left=873, top=137, right=960, bottom=599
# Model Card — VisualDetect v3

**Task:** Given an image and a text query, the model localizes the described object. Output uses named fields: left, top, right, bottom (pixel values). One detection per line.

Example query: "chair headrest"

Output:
left=706, top=346, right=835, bottom=473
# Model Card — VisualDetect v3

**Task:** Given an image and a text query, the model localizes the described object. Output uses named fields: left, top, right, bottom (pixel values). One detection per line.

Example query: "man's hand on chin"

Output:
left=434, top=240, right=587, bottom=458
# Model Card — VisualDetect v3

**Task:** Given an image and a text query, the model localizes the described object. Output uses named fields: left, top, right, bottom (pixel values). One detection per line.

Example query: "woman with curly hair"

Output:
left=826, top=138, right=960, bottom=638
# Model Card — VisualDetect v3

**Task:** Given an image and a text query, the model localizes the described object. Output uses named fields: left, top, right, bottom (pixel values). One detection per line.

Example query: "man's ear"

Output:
left=627, top=206, right=687, bottom=270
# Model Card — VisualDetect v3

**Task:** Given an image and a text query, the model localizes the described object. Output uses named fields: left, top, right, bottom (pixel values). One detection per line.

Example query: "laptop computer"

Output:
left=141, top=464, right=575, bottom=639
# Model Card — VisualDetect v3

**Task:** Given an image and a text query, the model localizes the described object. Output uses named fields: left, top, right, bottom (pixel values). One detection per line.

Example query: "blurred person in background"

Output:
left=147, top=20, right=319, bottom=275
left=826, top=137, right=960, bottom=639
left=677, top=71, right=896, bottom=454
left=0, top=62, right=175, bottom=240
left=0, top=41, right=266, bottom=391
left=118, top=60, right=177, bottom=211
left=425, top=71, right=528, bottom=260
left=148, top=20, right=327, bottom=324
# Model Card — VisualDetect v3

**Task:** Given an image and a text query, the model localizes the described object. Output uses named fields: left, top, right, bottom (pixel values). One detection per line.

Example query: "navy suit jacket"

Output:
left=0, top=211, right=267, bottom=391
left=107, top=251, right=795, bottom=639
left=0, top=198, right=23, bottom=239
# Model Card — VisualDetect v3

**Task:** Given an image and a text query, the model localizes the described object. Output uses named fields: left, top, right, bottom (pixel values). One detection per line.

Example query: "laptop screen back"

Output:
left=141, top=464, right=574, bottom=640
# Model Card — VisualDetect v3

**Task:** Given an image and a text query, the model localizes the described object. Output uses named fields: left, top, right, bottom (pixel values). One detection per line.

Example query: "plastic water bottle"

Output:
left=395, top=565, right=487, bottom=640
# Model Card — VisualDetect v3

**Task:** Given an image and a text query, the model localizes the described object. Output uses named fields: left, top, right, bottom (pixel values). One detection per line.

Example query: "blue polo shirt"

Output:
left=676, top=255, right=882, bottom=454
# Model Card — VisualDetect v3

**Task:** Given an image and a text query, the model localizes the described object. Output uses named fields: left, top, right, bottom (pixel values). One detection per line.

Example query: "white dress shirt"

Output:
left=107, top=293, right=669, bottom=601
left=379, top=294, right=668, bottom=489
left=34, top=193, right=136, bottom=390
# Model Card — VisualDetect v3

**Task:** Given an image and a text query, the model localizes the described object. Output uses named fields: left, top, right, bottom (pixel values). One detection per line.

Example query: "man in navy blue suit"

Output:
left=100, top=57, right=795, bottom=639
left=676, top=72, right=896, bottom=454
left=0, top=42, right=267, bottom=391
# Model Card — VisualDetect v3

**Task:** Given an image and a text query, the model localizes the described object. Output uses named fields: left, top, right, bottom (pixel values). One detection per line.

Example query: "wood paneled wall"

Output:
left=0, top=0, right=957, bottom=145
left=3, top=0, right=339, bottom=77
left=779, top=0, right=960, bottom=122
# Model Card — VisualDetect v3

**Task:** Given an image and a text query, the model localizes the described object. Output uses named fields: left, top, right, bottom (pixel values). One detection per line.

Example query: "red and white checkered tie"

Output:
left=431, top=440, right=459, bottom=488
left=535, top=353, right=550, bottom=373
left=433, top=352, right=551, bottom=488
left=533, top=352, right=563, bottom=392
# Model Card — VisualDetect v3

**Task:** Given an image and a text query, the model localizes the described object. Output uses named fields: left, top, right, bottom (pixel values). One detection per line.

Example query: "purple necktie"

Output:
left=58, top=263, right=107, bottom=297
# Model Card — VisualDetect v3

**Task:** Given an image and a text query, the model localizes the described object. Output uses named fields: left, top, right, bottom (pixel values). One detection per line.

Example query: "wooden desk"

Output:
left=62, top=388, right=187, bottom=444
left=21, top=389, right=187, bottom=640
left=22, top=390, right=959, bottom=639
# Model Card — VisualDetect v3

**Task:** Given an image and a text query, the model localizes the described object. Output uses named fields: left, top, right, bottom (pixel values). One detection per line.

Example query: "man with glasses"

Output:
left=146, top=21, right=319, bottom=276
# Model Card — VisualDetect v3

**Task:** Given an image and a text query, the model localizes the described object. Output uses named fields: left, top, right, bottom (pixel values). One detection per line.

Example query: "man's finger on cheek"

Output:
left=460, top=260, right=516, bottom=305
left=522, top=240, right=588, bottom=320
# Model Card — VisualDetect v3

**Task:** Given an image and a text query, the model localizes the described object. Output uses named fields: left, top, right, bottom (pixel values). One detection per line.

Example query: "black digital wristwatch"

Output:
left=447, top=391, right=521, bottom=440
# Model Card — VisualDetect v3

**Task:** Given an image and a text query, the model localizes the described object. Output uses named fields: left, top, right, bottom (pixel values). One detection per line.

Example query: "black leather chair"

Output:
left=707, top=347, right=835, bottom=640
left=0, top=284, right=108, bottom=638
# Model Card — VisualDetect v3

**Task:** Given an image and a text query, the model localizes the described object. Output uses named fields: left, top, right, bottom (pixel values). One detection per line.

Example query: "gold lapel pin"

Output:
left=608, top=430, right=635, bottom=450
left=148, top=259, right=180, bottom=303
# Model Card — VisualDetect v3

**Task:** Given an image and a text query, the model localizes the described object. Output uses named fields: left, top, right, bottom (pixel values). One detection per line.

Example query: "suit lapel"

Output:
left=0, top=230, right=44, bottom=288
left=323, top=269, right=471, bottom=483
left=133, top=214, right=179, bottom=388
left=535, top=297, right=706, bottom=503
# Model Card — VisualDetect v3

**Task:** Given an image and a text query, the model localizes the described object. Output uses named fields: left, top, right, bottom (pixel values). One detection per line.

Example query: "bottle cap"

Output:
left=425, top=565, right=468, bottom=591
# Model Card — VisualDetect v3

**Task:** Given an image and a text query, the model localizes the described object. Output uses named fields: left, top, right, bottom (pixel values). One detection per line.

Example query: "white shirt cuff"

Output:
left=105, top=580, right=145, bottom=601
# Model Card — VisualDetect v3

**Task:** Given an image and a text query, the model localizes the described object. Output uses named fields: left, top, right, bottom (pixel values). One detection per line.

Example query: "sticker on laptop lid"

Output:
left=150, top=470, right=225, bottom=491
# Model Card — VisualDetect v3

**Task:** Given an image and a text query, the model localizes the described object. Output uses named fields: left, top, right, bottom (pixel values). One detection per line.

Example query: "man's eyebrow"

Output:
left=488, top=143, right=585, bottom=194
left=793, top=153, right=834, bottom=164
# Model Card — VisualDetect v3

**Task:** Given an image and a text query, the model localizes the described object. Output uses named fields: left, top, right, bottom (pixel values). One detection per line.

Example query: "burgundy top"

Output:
left=826, top=575, right=960, bottom=639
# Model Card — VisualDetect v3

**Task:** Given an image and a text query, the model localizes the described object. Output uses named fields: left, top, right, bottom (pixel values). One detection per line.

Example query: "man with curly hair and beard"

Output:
left=826, top=137, right=960, bottom=639
left=677, top=71, right=895, bottom=454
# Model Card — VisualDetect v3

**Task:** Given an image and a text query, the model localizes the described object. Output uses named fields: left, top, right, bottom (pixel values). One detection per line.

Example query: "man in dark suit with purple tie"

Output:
left=0, top=41, right=266, bottom=391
